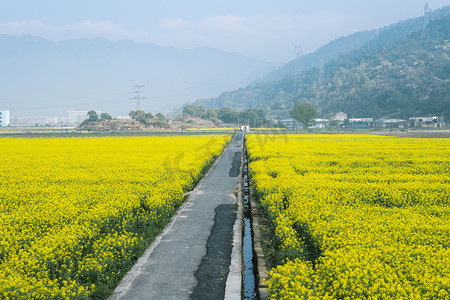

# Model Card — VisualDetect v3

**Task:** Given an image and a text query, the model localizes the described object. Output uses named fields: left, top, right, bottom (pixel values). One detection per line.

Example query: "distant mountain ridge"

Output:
left=0, top=35, right=277, bottom=118
left=260, top=5, right=450, bottom=83
left=259, top=30, right=379, bottom=84
left=195, top=6, right=450, bottom=120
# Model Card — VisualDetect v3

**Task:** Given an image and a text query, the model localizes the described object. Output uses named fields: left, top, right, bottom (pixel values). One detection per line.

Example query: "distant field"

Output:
left=0, top=128, right=233, bottom=138
left=0, top=135, right=231, bottom=299
left=375, top=130, right=450, bottom=139
left=247, top=134, right=450, bottom=299
left=251, top=129, right=450, bottom=138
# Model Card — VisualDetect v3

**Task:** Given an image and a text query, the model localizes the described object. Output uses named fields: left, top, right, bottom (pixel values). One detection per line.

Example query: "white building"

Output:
left=380, top=119, right=407, bottom=128
left=409, top=116, right=444, bottom=128
left=67, top=110, right=101, bottom=125
left=0, top=110, right=10, bottom=126
left=332, top=112, right=348, bottom=122
left=67, top=110, right=89, bottom=125
left=349, top=118, right=373, bottom=123
left=116, top=115, right=132, bottom=120
left=45, top=117, right=59, bottom=125
left=312, top=118, right=330, bottom=129
left=18, top=117, right=47, bottom=126
left=240, top=124, right=250, bottom=131
left=281, top=118, right=300, bottom=129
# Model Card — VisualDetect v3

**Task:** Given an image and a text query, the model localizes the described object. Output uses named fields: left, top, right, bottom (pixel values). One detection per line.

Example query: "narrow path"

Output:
left=110, top=132, right=243, bottom=300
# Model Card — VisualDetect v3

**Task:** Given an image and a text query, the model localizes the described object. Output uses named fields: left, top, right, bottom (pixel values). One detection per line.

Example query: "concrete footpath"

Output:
left=109, top=132, right=243, bottom=300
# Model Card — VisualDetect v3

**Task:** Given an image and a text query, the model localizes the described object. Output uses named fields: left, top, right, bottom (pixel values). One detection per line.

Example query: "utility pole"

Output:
left=130, top=85, right=148, bottom=111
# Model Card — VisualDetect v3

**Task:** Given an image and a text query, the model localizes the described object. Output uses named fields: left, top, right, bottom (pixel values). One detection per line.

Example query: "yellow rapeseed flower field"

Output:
left=246, top=134, right=450, bottom=300
left=0, top=135, right=230, bottom=299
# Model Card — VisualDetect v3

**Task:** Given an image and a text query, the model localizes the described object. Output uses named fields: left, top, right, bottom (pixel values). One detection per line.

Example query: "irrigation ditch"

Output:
left=240, top=137, right=269, bottom=300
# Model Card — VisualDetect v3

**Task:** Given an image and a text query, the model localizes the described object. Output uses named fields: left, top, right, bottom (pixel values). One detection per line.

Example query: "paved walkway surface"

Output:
left=109, top=133, right=243, bottom=300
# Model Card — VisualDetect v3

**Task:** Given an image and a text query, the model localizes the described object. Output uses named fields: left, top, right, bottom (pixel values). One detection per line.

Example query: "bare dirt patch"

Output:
left=371, top=130, right=450, bottom=139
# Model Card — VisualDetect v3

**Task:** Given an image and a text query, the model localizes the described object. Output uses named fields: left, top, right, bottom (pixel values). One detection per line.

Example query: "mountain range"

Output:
left=195, top=6, right=450, bottom=120
left=0, top=35, right=277, bottom=118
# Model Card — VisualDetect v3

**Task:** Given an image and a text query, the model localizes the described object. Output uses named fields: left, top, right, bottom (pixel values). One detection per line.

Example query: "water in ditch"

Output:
left=242, top=152, right=257, bottom=299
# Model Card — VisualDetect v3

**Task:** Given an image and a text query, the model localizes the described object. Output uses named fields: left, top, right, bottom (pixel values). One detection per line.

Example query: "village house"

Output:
left=349, top=117, right=374, bottom=127
left=331, top=112, right=348, bottom=123
left=378, top=118, right=408, bottom=128
left=409, top=116, right=445, bottom=128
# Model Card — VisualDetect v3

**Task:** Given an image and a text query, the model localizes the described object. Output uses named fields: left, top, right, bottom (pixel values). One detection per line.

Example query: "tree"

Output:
left=87, top=110, right=98, bottom=122
left=129, top=110, right=146, bottom=120
left=277, top=120, right=286, bottom=128
left=241, top=108, right=266, bottom=127
left=183, top=104, right=206, bottom=118
left=129, top=110, right=155, bottom=125
left=100, top=113, right=112, bottom=121
left=290, top=103, right=318, bottom=130
left=155, top=113, right=165, bottom=121
left=329, top=119, right=340, bottom=129
left=206, top=108, right=218, bottom=120
left=218, top=107, right=238, bottom=123
left=155, top=120, right=170, bottom=129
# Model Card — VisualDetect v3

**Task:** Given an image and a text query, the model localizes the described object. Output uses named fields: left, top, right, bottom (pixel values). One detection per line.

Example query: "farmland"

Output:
left=247, top=134, right=450, bottom=299
left=0, top=135, right=230, bottom=299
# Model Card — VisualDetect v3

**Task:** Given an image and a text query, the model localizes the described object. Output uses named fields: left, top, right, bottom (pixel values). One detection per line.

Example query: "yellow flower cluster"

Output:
left=0, top=135, right=230, bottom=299
left=246, top=134, right=450, bottom=299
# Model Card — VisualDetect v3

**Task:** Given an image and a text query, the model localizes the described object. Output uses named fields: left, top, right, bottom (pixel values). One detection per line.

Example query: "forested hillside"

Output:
left=195, top=7, right=450, bottom=120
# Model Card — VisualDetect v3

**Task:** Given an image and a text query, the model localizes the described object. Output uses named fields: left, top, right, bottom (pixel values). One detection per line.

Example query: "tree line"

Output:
left=182, top=104, right=269, bottom=127
left=80, top=110, right=169, bottom=129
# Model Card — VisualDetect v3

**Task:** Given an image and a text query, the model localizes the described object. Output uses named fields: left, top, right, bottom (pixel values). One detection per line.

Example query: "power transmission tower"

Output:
left=293, top=45, right=302, bottom=98
left=319, top=59, right=325, bottom=87
left=424, top=3, right=430, bottom=29
left=130, top=85, right=148, bottom=111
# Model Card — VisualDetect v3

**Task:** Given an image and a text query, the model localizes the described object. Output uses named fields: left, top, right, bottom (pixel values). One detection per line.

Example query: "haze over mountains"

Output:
left=0, top=36, right=277, bottom=118
left=2, top=5, right=449, bottom=122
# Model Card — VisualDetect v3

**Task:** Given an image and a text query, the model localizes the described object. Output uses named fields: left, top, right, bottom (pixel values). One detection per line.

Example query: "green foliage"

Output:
left=194, top=8, right=450, bottom=120
left=155, top=120, right=170, bottom=129
left=100, top=113, right=112, bottom=121
left=291, top=103, right=318, bottom=129
left=277, top=120, right=286, bottom=128
left=79, top=110, right=101, bottom=126
left=155, top=113, right=165, bottom=121
left=218, top=107, right=239, bottom=123
left=206, top=108, right=218, bottom=120
left=128, top=110, right=168, bottom=128
left=329, top=120, right=340, bottom=129
left=183, top=104, right=207, bottom=118
left=87, top=111, right=98, bottom=122
left=129, top=110, right=157, bottom=125
left=240, top=108, right=266, bottom=127
left=129, top=110, right=146, bottom=121
left=179, top=104, right=268, bottom=125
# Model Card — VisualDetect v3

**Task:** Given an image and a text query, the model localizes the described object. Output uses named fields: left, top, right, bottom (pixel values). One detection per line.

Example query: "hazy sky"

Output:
left=1, top=0, right=449, bottom=62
